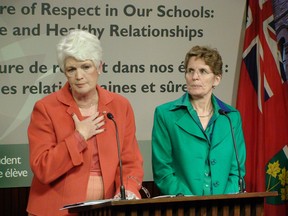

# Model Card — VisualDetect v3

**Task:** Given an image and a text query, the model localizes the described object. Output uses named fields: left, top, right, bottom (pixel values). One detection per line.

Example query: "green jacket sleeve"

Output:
left=152, top=107, right=192, bottom=195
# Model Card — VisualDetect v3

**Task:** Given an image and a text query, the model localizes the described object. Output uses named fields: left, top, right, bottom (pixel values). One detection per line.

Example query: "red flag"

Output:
left=236, top=0, right=288, bottom=215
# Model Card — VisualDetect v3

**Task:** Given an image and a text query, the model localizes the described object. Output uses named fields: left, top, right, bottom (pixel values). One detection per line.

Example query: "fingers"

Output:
left=113, top=191, right=139, bottom=200
left=91, top=112, right=105, bottom=129
left=72, top=112, right=106, bottom=140
left=71, top=113, right=80, bottom=123
left=95, top=116, right=105, bottom=129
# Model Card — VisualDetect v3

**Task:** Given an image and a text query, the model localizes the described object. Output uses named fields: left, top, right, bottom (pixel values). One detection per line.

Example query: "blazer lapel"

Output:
left=95, top=87, right=116, bottom=163
left=210, top=115, right=231, bottom=148
left=176, top=111, right=206, bottom=140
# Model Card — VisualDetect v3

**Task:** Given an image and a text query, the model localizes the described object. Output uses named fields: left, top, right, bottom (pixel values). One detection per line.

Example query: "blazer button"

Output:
left=213, top=181, right=219, bottom=187
left=210, top=159, right=217, bottom=165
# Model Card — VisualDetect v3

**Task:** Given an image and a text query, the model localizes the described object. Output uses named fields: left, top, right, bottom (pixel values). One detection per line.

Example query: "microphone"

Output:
left=218, top=109, right=245, bottom=193
left=107, top=113, right=126, bottom=200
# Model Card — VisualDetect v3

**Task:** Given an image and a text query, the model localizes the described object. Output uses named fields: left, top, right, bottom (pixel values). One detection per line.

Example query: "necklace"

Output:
left=198, top=109, right=213, bottom=118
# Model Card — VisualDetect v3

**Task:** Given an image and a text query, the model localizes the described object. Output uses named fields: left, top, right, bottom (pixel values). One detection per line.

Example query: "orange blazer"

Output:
left=27, top=83, right=143, bottom=216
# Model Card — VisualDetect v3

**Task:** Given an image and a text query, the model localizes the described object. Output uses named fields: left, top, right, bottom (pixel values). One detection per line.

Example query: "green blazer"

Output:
left=152, top=93, right=246, bottom=196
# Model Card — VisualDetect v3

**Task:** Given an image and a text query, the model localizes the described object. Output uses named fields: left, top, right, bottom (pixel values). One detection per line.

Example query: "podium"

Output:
left=68, top=191, right=277, bottom=216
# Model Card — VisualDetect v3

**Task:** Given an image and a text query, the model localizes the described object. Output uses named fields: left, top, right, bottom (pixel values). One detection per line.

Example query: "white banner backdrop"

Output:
left=0, top=0, right=246, bottom=186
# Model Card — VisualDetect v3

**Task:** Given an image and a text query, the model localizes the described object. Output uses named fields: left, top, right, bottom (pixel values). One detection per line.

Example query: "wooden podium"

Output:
left=68, top=191, right=277, bottom=216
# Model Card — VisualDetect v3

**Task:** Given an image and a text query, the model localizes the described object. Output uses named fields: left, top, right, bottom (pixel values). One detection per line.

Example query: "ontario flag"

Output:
left=236, top=0, right=288, bottom=216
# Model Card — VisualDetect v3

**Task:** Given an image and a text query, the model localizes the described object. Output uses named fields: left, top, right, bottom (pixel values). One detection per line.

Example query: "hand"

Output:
left=72, top=112, right=105, bottom=140
left=114, top=190, right=140, bottom=200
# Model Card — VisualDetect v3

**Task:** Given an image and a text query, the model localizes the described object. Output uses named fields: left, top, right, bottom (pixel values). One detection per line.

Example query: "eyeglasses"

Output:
left=185, top=68, right=212, bottom=77
left=128, top=176, right=151, bottom=198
